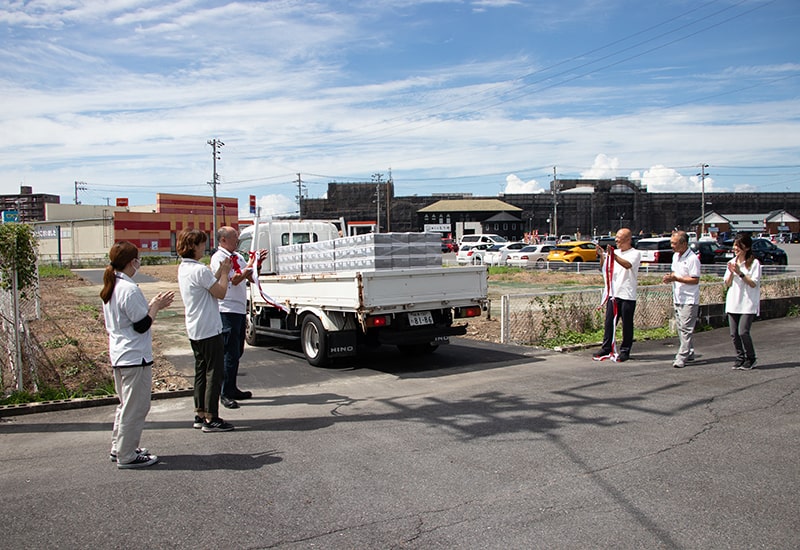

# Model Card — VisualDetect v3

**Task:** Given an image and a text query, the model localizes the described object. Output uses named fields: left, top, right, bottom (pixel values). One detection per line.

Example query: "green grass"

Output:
left=0, top=381, right=116, bottom=406
left=540, top=324, right=676, bottom=349
left=38, top=265, right=75, bottom=279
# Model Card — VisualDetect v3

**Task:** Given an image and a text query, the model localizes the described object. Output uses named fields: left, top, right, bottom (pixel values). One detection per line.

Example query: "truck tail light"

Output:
left=654, top=251, right=660, bottom=262
left=366, top=315, right=390, bottom=328
left=455, top=306, right=482, bottom=319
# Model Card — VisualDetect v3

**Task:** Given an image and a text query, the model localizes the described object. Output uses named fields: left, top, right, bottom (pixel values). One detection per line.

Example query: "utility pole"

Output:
left=207, top=138, right=224, bottom=246
left=372, top=173, right=383, bottom=233
left=74, top=181, right=87, bottom=205
left=386, top=167, right=392, bottom=231
left=295, top=173, right=306, bottom=216
left=698, top=163, right=709, bottom=236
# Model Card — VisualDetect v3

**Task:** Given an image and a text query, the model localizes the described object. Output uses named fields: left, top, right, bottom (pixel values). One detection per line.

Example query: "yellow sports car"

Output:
left=546, top=241, right=599, bottom=262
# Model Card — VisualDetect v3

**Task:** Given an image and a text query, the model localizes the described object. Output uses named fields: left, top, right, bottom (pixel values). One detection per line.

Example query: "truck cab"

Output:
left=237, top=219, right=341, bottom=274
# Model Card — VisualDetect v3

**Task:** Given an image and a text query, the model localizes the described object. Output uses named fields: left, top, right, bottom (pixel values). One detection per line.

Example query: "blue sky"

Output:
left=1, top=0, right=799, bottom=218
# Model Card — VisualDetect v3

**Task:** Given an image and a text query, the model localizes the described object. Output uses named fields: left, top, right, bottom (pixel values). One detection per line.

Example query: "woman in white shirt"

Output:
left=724, top=233, right=761, bottom=370
left=101, top=241, right=173, bottom=468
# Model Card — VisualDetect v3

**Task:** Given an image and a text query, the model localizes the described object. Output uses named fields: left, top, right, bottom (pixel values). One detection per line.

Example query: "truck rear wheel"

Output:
left=301, top=315, right=330, bottom=367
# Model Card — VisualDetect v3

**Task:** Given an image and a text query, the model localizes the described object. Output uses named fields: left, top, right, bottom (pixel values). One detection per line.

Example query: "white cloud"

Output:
left=237, top=193, right=297, bottom=220
left=504, top=174, right=545, bottom=194
left=581, top=154, right=620, bottom=179
left=630, top=165, right=715, bottom=193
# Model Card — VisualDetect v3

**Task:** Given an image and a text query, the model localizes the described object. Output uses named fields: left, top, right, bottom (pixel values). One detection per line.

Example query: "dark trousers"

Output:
left=190, top=334, right=224, bottom=419
left=600, top=298, right=636, bottom=354
left=221, top=312, right=247, bottom=397
left=728, top=313, right=756, bottom=360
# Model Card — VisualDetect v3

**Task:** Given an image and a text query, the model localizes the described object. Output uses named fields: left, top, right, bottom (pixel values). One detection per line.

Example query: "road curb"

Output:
left=0, top=387, right=194, bottom=418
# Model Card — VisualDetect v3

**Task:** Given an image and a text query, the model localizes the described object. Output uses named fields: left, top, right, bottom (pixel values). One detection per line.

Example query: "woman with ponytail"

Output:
left=101, top=241, right=174, bottom=468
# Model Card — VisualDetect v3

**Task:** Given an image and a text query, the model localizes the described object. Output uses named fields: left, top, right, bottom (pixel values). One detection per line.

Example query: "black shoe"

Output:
left=117, top=453, right=158, bottom=469
left=617, top=352, right=630, bottom=363
left=592, top=350, right=613, bottom=362
left=233, top=390, right=253, bottom=400
left=110, top=447, right=149, bottom=462
left=193, top=416, right=204, bottom=429
left=732, top=357, right=746, bottom=370
left=739, top=358, right=758, bottom=370
left=220, top=395, right=239, bottom=409
left=202, top=418, right=235, bottom=433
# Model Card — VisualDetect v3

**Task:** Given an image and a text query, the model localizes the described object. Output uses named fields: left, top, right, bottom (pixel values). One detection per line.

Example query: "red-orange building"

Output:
left=114, top=193, right=239, bottom=254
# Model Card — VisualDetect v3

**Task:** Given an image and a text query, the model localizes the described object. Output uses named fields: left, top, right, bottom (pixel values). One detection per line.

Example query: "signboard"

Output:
left=249, top=195, right=257, bottom=214
left=35, top=225, right=59, bottom=239
left=2, top=210, right=19, bottom=223
left=778, top=225, right=790, bottom=232
left=424, top=223, right=451, bottom=233
left=116, top=198, right=129, bottom=207
left=151, top=240, right=158, bottom=251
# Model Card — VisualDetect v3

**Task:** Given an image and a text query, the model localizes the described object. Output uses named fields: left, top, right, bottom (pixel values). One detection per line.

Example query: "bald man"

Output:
left=593, top=228, right=641, bottom=362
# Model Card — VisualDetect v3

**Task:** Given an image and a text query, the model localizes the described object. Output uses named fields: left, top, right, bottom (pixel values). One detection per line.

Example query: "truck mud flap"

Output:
left=327, top=330, right=358, bottom=358
left=378, top=324, right=468, bottom=346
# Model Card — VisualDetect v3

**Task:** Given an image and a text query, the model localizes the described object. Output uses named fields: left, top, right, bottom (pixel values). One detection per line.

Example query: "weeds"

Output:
left=42, top=336, right=79, bottom=349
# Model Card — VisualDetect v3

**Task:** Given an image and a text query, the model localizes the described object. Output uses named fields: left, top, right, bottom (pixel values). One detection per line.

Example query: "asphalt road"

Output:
left=1, top=316, right=798, bottom=549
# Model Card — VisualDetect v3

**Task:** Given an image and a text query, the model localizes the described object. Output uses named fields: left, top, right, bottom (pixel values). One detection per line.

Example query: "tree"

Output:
left=0, top=223, right=38, bottom=298
left=0, top=223, right=38, bottom=392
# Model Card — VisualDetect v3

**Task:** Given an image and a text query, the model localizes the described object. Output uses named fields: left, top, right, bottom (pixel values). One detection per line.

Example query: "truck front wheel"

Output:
left=245, top=312, right=266, bottom=346
left=301, top=315, right=330, bottom=367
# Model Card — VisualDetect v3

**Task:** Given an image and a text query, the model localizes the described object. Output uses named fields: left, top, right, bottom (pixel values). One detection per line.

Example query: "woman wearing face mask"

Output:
left=101, top=241, right=174, bottom=468
left=724, top=233, right=761, bottom=370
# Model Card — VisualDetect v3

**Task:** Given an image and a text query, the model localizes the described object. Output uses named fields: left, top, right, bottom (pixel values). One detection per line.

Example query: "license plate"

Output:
left=725, top=252, right=733, bottom=258
left=408, top=311, right=434, bottom=326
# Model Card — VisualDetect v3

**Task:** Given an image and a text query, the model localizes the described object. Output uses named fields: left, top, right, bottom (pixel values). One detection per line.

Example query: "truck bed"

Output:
left=256, top=266, right=487, bottom=314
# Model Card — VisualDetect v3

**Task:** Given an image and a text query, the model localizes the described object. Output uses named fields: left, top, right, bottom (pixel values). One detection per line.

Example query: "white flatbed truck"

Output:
left=238, top=221, right=488, bottom=366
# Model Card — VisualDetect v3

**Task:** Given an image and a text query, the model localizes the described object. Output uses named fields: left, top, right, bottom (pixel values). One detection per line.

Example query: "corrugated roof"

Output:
left=418, top=199, right=522, bottom=212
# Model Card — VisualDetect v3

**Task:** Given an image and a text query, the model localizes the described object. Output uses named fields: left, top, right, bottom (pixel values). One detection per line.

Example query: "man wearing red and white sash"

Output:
left=593, top=228, right=640, bottom=362
left=210, top=226, right=266, bottom=409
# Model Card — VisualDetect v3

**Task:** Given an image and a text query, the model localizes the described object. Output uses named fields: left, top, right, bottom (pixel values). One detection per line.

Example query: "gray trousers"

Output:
left=728, top=313, right=756, bottom=361
left=673, top=303, right=699, bottom=366
left=111, top=365, right=152, bottom=464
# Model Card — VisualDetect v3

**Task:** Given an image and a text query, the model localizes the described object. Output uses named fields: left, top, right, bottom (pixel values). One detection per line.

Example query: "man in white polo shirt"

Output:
left=662, top=230, right=701, bottom=369
left=210, top=226, right=265, bottom=409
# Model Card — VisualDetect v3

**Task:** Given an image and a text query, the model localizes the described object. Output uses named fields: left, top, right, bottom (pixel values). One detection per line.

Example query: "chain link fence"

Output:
left=0, top=268, right=41, bottom=393
left=500, top=275, right=800, bottom=346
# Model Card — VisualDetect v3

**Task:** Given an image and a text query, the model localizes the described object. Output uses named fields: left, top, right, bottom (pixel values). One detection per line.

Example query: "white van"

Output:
left=459, top=234, right=507, bottom=246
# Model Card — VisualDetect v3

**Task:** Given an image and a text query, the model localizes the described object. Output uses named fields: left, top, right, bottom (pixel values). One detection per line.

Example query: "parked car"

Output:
left=719, top=238, right=788, bottom=266
left=539, top=235, right=559, bottom=246
left=791, top=232, right=800, bottom=244
left=459, top=234, right=507, bottom=247
left=690, top=241, right=731, bottom=264
left=636, top=237, right=674, bottom=264
left=559, top=235, right=574, bottom=244
left=506, top=244, right=556, bottom=268
left=483, top=242, right=527, bottom=266
left=546, top=241, right=598, bottom=263
left=456, top=243, right=491, bottom=265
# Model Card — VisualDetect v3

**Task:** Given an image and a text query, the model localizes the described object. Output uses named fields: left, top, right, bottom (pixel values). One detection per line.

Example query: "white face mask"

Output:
left=132, top=257, right=141, bottom=276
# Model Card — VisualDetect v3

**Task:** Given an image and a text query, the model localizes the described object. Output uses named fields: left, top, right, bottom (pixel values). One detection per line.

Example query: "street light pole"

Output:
left=208, top=138, right=224, bottom=246
left=552, top=166, right=558, bottom=238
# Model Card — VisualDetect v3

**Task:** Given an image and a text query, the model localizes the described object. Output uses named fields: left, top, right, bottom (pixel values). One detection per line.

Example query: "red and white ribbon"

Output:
left=599, top=246, right=619, bottom=361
